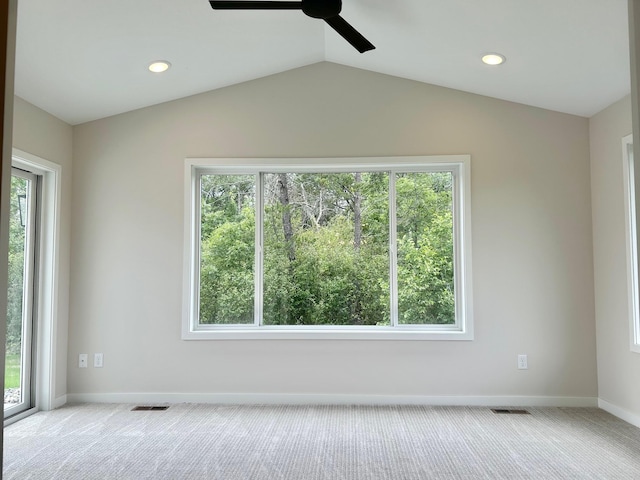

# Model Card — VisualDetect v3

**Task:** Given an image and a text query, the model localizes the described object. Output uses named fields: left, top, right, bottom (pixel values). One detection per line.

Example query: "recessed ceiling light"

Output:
left=148, top=61, right=171, bottom=73
left=481, top=53, right=506, bottom=66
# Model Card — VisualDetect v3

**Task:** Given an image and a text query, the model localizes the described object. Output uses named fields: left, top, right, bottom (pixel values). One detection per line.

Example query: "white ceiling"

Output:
left=15, top=0, right=630, bottom=125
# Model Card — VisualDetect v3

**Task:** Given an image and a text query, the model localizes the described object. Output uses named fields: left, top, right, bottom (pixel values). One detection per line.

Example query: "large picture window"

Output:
left=622, top=135, right=640, bottom=353
left=183, top=156, right=473, bottom=340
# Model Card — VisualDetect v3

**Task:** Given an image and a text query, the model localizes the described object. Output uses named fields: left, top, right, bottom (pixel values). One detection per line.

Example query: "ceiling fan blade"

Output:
left=324, top=15, right=375, bottom=53
left=210, top=1, right=302, bottom=10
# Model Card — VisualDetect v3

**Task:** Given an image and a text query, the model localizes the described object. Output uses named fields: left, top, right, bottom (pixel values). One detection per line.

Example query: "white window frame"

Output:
left=622, top=135, right=640, bottom=353
left=182, top=156, right=473, bottom=340
left=5, top=149, right=62, bottom=425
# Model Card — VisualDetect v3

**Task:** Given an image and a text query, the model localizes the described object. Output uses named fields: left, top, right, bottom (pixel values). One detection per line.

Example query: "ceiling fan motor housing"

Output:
left=302, top=0, right=341, bottom=19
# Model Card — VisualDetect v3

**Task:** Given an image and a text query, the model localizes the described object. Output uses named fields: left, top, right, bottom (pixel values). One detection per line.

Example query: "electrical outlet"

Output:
left=79, top=353, right=88, bottom=368
left=94, top=353, right=104, bottom=368
left=517, top=354, right=528, bottom=370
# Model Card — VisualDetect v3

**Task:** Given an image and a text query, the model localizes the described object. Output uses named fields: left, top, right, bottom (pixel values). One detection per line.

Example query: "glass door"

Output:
left=4, top=167, right=38, bottom=417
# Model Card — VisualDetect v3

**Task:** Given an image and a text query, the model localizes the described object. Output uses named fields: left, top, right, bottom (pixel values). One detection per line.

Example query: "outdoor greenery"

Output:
left=199, top=171, right=455, bottom=326
left=6, top=175, right=26, bottom=355
left=5, top=175, right=26, bottom=395
left=5, top=354, right=21, bottom=389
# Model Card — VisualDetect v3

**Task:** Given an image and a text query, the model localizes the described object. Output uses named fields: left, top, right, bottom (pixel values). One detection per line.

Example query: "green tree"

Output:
left=262, top=172, right=389, bottom=326
left=6, top=176, right=27, bottom=354
left=199, top=175, right=255, bottom=324
left=198, top=170, right=454, bottom=327
left=396, top=172, right=454, bottom=324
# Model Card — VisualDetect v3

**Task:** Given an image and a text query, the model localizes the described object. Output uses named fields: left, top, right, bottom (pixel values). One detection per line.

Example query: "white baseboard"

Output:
left=53, top=394, right=68, bottom=409
left=66, top=393, right=598, bottom=408
left=598, top=399, right=640, bottom=428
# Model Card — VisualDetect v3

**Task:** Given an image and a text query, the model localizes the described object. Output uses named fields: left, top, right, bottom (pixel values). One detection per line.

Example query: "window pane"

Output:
left=199, top=174, right=255, bottom=324
left=5, top=175, right=28, bottom=408
left=624, top=139, right=640, bottom=349
left=263, top=172, right=390, bottom=326
left=396, top=172, right=455, bottom=324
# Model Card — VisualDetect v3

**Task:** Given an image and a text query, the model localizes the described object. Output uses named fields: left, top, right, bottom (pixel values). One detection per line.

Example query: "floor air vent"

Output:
left=131, top=406, right=169, bottom=411
left=491, top=409, right=530, bottom=415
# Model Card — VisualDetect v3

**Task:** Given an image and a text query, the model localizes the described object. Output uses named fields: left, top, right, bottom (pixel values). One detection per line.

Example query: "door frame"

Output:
left=4, top=148, right=61, bottom=425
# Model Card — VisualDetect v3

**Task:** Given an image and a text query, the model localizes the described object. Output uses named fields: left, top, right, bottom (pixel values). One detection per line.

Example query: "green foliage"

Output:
left=200, top=174, right=255, bottom=239
left=396, top=173, right=455, bottom=324
left=4, top=354, right=21, bottom=389
left=198, top=171, right=455, bottom=326
left=200, top=204, right=255, bottom=324
left=6, top=176, right=27, bottom=355
left=264, top=215, right=389, bottom=325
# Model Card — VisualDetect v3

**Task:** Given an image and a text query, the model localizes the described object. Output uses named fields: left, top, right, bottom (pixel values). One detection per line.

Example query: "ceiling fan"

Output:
left=209, top=0, right=375, bottom=53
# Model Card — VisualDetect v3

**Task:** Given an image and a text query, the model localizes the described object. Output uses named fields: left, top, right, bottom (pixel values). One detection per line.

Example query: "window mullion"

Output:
left=452, top=168, right=462, bottom=330
left=194, top=172, right=203, bottom=330
left=389, top=171, right=398, bottom=327
left=255, top=172, right=264, bottom=326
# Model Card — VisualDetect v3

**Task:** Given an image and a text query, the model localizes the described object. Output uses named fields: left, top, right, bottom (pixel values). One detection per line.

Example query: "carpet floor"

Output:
left=4, top=403, right=640, bottom=479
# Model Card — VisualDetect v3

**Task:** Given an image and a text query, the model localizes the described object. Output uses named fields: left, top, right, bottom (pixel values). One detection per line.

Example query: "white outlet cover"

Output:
left=517, top=354, right=528, bottom=369
left=94, top=353, right=104, bottom=368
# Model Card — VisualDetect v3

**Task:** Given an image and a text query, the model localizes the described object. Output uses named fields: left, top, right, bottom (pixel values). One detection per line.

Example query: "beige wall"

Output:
left=590, top=94, right=640, bottom=418
left=69, top=62, right=597, bottom=401
left=12, top=95, right=73, bottom=401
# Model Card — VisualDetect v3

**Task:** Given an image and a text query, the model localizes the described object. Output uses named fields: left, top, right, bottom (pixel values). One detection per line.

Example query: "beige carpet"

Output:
left=4, top=403, right=640, bottom=479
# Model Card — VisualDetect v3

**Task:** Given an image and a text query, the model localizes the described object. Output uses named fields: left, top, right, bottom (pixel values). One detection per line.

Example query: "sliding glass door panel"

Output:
left=4, top=168, right=38, bottom=417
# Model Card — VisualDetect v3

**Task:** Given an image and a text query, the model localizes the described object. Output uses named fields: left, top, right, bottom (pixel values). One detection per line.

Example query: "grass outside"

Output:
left=4, top=354, right=21, bottom=389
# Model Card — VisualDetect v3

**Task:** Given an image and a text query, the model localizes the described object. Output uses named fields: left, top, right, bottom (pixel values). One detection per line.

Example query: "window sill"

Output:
left=182, top=326, right=474, bottom=341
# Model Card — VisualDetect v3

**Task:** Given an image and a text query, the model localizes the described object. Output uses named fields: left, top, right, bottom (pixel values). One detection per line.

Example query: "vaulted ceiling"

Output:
left=15, top=0, right=629, bottom=125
